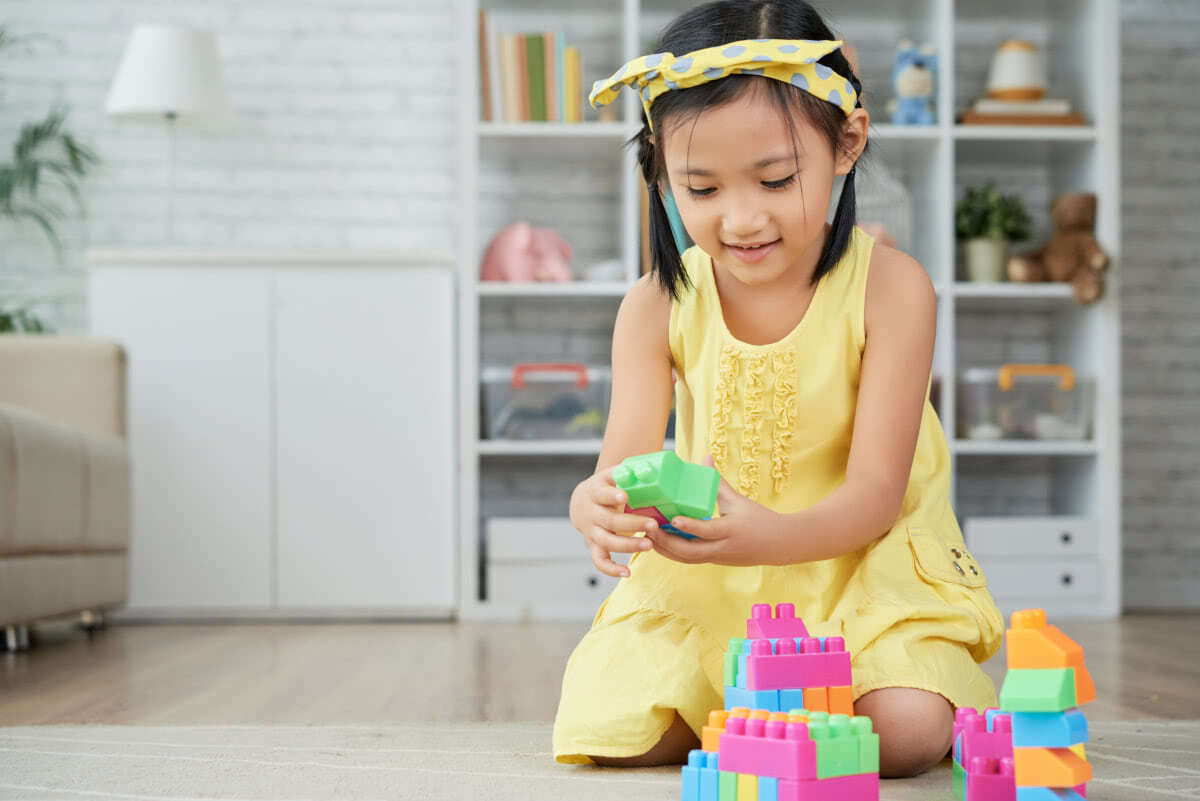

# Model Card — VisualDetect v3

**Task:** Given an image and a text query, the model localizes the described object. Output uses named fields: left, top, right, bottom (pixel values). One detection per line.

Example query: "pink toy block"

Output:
left=748, top=603, right=811, bottom=639
left=968, top=756, right=1017, bottom=801
left=957, top=709, right=1014, bottom=767
left=717, top=715, right=818, bottom=781
left=745, top=637, right=852, bottom=690
left=778, top=772, right=879, bottom=801
left=628, top=506, right=669, bottom=526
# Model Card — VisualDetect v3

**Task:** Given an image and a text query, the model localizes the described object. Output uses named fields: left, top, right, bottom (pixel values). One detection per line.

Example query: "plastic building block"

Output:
left=725, top=639, right=746, bottom=687
left=1000, top=669, right=1077, bottom=713
left=828, top=686, right=854, bottom=717
left=703, top=709, right=731, bottom=753
left=737, top=773, right=758, bottom=800
left=966, top=756, right=1017, bottom=801
left=954, top=758, right=966, bottom=801
left=1069, top=744, right=1085, bottom=760
left=744, top=637, right=852, bottom=690
left=759, top=776, right=779, bottom=801
left=956, top=709, right=1014, bottom=768
left=811, top=713, right=860, bottom=779
left=954, top=731, right=963, bottom=765
left=614, top=450, right=718, bottom=521
left=683, top=750, right=722, bottom=801
left=747, top=603, right=811, bottom=640
left=1011, top=710, right=1088, bottom=748
left=802, top=687, right=829, bottom=714
left=726, top=685, right=781, bottom=712
left=1013, top=747, right=1092, bottom=787
left=851, top=716, right=880, bottom=774
left=1015, top=788, right=1085, bottom=801
left=719, top=769, right=738, bottom=801
left=717, top=710, right=818, bottom=780
left=779, top=689, right=807, bottom=712
left=1006, top=609, right=1095, bottom=705
left=777, top=772, right=879, bottom=801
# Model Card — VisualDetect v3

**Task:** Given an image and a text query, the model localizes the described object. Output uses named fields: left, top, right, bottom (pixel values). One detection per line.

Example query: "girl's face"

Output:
left=660, top=86, right=866, bottom=288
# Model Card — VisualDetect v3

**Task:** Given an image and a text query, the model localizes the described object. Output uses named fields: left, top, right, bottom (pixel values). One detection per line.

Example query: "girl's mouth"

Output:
left=727, top=239, right=780, bottom=263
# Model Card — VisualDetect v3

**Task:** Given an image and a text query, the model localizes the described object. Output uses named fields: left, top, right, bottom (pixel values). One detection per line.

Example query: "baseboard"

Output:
left=112, top=606, right=456, bottom=623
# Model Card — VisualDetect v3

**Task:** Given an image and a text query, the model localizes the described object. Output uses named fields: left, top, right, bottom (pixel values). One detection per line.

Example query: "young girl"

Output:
left=553, top=0, right=1004, bottom=779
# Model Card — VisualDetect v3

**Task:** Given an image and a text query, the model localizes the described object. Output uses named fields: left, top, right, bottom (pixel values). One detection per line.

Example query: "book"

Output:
left=500, top=34, right=520, bottom=123
left=485, top=12, right=503, bottom=123
left=975, top=98, right=1073, bottom=115
left=544, top=31, right=557, bottom=122
left=478, top=9, right=491, bottom=121
left=556, top=32, right=565, bottom=124
left=564, top=46, right=581, bottom=122
left=526, top=35, right=546, bottom=121
left=517, top=34, right=530, bottom=121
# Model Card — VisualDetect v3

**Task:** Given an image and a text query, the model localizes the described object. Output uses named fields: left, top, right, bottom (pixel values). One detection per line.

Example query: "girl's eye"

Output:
left=685, top=185, right=715, bottom=198
left=763, top=174, right=797, bottom=190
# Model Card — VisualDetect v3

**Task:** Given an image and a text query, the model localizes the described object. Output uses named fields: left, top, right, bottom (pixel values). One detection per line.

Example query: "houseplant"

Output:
left=955, top=182, right=1032, bottom=282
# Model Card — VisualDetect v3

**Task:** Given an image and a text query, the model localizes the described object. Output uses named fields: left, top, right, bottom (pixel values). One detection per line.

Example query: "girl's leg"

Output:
left=589, top=712, right=699, bottom=767
left=854, top=687, right=955, bottom=778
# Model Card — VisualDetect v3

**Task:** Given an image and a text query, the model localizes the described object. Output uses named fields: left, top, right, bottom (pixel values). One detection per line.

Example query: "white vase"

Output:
left=965, top=238, right=1008, bottom=282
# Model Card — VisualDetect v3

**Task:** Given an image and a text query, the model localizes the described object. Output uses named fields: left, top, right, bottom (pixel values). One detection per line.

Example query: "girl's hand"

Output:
left=645, top=455, right=791, bottom=566
left=570, top=466, right=658, bottom=578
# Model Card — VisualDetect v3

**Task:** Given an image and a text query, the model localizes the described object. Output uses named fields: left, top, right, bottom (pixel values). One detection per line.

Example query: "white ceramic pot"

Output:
left=986, top=40, right=1046, bottom=101
left=965, top=238, right=1008, bottom=282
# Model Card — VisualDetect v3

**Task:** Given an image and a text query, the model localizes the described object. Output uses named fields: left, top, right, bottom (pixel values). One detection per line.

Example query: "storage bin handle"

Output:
left=997, top=364, right=1075, bottom=392
left=511, top=362, right=589, bottom=389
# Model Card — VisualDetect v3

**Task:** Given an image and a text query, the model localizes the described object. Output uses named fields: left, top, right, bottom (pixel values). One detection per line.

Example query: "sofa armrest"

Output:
left=0, top=336, right=126, bottom=439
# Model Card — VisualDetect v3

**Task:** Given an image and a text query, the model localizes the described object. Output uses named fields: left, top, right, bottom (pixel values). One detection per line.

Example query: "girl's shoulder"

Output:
left=614, top=273, right=673, bottom=350
left=864, top=238, right=937, bottom=334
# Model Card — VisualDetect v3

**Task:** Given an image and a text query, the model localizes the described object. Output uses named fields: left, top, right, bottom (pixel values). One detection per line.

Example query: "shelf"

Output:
left=476, top=281, right=631, bottom=297
left=953, top=440, right=1097, bottom=456
left=479, top=439, right=675, bottom=456
left=953, top=283, right=1073, bottom=299
left=871, top=124, right=943, bottom=140
left=479, top=121, right=635, bottom=139
left=953, top=125, right=1097, bottom=142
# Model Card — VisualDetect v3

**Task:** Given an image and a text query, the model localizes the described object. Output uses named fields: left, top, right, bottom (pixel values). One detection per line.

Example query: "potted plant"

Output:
left=955, top=182, right=1032, bottom=282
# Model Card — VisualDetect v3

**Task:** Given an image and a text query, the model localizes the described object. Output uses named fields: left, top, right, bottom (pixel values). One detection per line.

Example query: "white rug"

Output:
left=1, top=721, right=1197, bottom=800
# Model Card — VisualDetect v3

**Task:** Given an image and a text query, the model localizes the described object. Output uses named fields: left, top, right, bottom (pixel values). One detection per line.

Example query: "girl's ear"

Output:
left=835, top=108, right=870, bottom=176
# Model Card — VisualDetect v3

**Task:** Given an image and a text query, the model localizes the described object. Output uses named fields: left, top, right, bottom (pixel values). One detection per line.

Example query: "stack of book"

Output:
left=478, top=10, right=584, bottom=123
left=961, top=98, right=1085, bottom=126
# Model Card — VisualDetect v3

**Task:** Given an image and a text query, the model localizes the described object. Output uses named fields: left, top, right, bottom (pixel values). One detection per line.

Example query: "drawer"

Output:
left=488, top=560, right=622, bottom=607
left=965, top=517, right=1098, bottom=557
left=982, top=557, right=1099, bottom=600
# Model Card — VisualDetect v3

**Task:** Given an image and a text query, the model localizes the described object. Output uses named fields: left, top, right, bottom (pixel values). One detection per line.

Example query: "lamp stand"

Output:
left=165, top=110, right=177, bottom=244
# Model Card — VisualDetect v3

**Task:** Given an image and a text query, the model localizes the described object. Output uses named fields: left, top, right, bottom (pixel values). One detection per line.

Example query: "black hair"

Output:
left=632, top=0, right=867, bottom=300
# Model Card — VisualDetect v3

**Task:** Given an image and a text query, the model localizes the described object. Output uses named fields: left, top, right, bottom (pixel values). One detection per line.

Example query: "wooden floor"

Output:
left=2, top=614, right=1198, bottom=725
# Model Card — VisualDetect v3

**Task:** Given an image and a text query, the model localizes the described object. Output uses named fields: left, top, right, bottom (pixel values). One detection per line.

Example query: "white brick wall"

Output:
left=1, top=1, right=1196, bottom=607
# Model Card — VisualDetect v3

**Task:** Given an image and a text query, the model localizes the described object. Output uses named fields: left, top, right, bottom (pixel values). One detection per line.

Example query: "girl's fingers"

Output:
left=592, top=527, right=654, bottom=555
left=645, top=529, right=714, bottom=564
left=589, top=542, right=629, bottom=578
left=590, top=483, right=628, bottom=508
left=601, top=510, right=659, bottom=535
left=668, top=516, right=719, bottom=540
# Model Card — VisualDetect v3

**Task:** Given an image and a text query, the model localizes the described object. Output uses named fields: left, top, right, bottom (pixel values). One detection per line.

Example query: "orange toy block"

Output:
left=802, top=687, right=829, bottom=713
left=828, top=685, right=854, bottom=716
left=1007, top=608, right=1096, bottom=704
left=701, top=709, right=729, bottom=752
left=1013, top=746, right=1093, bottom=787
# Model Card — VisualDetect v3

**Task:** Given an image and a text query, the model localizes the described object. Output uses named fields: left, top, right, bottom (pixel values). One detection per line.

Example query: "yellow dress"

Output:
left=553, top=227, right=1004, bottom=763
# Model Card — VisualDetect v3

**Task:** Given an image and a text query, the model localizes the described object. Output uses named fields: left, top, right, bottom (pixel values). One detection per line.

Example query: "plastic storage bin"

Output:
left=958, top=364, right=1095, bottom=441
left=481, top=363, right=611, bottom=440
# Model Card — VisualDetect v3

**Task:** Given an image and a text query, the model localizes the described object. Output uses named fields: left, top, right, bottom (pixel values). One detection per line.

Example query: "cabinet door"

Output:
left=273, top=268, right=455, bottom=611
left=88, top=267, right=274, bottom=610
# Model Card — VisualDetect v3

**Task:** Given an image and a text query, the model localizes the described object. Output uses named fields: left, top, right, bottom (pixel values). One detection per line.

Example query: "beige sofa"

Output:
left=0, top=337, right=130, bottom=651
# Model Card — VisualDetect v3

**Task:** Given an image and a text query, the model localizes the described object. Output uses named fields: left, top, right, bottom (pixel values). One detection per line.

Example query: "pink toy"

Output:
left=968, top=757, right=1016, bottom=801
left=958, top=709, right=1014, bottom=767
left=719, top=716, right=818, bottom=780
left=779, top=772, right=878, bottom=801
left=748, top=603, right=811, bottom=639
left=479, top=221, right=573, bottom=282
left=746, top=636, right=852, bottom=690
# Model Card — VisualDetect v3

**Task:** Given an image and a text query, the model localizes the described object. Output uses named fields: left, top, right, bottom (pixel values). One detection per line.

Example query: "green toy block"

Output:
left=724, top=638, right=746, bottom=687
left=953, top=758, right=966, bottom=801
left=999, top=667, right=1077, bottom=712
left=613, top=450, right=719, bottom=521
left=851, top=715, right=880, bottom=774
left=812, top=713, right=859, bottom=778
left=718, top=769, right=738, bottom=800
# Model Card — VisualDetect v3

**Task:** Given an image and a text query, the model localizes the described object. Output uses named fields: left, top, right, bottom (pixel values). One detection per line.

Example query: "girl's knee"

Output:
left=854, top=687, right=954, bottom=778
left=589, top=712, right=698, bottom=768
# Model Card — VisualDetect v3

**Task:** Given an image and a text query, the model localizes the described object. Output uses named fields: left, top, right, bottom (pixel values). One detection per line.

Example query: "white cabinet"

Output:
left=88, top=250, right=456, bottom=617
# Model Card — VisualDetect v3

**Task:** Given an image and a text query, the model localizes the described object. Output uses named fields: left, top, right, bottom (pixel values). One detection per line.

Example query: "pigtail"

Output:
left=634, top=121, right=690, bottom=300
left=812, top=68, right=865, bottom=285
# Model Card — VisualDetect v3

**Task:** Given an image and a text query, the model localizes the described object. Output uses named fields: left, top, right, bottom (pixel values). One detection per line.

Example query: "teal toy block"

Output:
left=1011, top=708, right=1088, bottom=748
left=1016, top=788, right=1085, bottom=801
left=953, top=758, right=966, bottom=801
left=757, top=775, right=777, bottom=801
left=614, top=450, right=719, bottom=521
left=999, top=668, right=1077, bottom=713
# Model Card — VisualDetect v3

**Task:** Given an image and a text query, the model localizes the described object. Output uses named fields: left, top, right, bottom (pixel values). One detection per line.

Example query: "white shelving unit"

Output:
left=456, top=0, right=1120, bottom=620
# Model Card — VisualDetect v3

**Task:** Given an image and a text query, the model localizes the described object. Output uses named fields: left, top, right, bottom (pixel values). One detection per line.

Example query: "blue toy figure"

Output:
left=888, top=40, right=937, bottom=125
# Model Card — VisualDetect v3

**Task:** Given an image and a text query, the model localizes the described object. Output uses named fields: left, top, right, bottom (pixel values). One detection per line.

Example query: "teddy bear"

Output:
left=1005, top=192, right=1110, bottom=305
left=887, top=40, right=937, bottom=125
left=479, top=221, right=573, bottom=282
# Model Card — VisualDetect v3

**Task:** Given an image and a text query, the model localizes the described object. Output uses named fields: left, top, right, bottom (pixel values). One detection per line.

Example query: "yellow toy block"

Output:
left=1070, top=743, right=1086, bottom=760
left=828, top=685, right=854, bottom=716
left=803, top=687, right=829, bottom=713
left=737, top=772, right=758, bottom=799
left=1013, top=746, right=1093, bottom=787
left=702, top=709, right=729, bottom=753
left=1007, top=608, right=1096, bottom=705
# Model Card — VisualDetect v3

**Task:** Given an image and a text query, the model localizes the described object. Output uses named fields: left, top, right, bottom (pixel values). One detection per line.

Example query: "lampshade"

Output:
left=105, top=24, right=232, bottom=127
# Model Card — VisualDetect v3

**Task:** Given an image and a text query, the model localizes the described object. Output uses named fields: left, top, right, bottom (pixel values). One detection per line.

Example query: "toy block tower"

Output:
left=952, top=609, right=1094, bottom=801
left=615, top=450, right=719, bottom=538
left=724, top=604, right=854, bottom=716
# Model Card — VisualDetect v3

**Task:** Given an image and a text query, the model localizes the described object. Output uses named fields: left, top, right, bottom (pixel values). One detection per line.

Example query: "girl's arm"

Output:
left=648, top=246, right=936, bottom=566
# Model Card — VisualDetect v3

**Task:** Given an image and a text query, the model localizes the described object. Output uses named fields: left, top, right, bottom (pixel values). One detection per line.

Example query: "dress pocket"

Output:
left=907, top=526, right=988, bottom=589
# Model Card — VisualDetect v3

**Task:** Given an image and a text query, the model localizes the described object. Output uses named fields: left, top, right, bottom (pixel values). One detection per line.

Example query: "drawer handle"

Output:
left=1060, top=573, right=1073, bottom=586
left=587, top=576, right=598, bottom=587
left=1060, top=531, right=1073, bottom=545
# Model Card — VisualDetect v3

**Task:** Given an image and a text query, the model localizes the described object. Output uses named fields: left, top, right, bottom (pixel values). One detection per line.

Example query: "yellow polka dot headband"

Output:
left=589, top=39, right=858, bottom=130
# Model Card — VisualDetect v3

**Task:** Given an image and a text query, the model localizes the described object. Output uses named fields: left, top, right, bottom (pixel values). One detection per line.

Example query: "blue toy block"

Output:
left=954, top=731, right=963, bottom=765
left=1011, top=709, right=1088, bottom=748
left=779, top=689, right=807, bottom=712
left=985, top=708, right=1005, bottom=732
left=1016, top=788, right=1086, bottom=801
left=700, top=754, right=720, bottom=801
left=683, top=751, right=721, bottom=801
left=757, top=775, right=778, bottom=801
left=738, top=653, right=748, bottom=689
left=724, top=685, right=779, bottom=712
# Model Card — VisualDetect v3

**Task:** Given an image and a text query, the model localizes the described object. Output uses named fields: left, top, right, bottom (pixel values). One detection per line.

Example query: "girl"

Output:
left=553, top=0, right=1004, bottom=779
